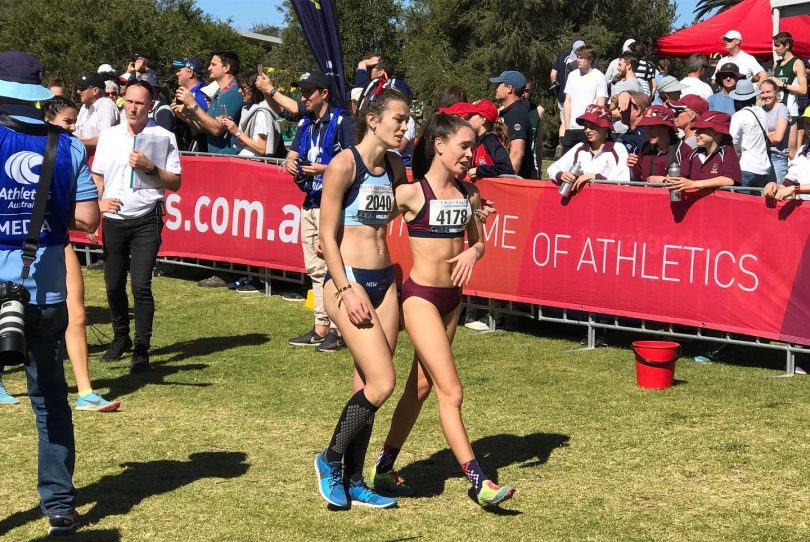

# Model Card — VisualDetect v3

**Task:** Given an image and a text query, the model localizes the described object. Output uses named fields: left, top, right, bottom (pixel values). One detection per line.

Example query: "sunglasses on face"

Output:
left=301, top=88, right=321, bottom=98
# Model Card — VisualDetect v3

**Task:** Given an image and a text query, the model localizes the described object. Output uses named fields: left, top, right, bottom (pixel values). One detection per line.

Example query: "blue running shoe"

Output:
left=0, top=379, right=18, bottom=405
left=314, top=450, right=348, bottom=508
left=75, top=391, right=121, bottom=412
left=347, top=480, right=398, bottom=509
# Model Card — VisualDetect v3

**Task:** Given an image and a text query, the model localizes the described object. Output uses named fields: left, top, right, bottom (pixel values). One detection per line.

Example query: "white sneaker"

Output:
left=465, top=318, right=491, bottom=331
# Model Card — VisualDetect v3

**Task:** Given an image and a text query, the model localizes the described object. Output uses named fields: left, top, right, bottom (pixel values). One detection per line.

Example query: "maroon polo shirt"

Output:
left=633, top=140, right=696, bottom=181
left=681, top=144, right=741, bottom=185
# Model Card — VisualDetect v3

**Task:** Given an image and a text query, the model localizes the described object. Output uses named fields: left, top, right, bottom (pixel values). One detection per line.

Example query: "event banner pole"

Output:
left=290, top=0, right=348, bottom=109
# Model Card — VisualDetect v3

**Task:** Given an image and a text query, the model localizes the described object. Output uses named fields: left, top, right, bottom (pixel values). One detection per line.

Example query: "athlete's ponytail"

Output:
left=412, top=112, right=472, bottom=179
left=355, top=87, right=409, bottom=142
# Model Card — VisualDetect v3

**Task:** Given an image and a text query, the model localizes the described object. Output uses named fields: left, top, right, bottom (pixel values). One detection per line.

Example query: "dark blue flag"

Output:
left=291, top=0, right=348, bottom=109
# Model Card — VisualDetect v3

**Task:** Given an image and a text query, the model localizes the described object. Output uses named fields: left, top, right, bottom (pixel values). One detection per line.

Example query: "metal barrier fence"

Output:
left=74, top=152, right=805, bottom=375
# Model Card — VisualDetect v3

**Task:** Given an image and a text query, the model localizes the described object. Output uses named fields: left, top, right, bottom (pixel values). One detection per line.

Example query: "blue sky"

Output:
left=197, top=0, right=702, bottom=32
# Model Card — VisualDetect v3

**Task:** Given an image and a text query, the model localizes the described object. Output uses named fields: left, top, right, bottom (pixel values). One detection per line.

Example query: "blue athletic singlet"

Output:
left=0, top=124, right=74, bottom=250
left=341, top=147, right=395, bottom=226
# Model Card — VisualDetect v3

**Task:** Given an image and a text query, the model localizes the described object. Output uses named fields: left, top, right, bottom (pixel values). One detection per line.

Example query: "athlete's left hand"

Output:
left=477, top=199, right=496, bottom=222
left=129, top=150, right=153, bottom=171
left=447, top=247, right=478, bottom=286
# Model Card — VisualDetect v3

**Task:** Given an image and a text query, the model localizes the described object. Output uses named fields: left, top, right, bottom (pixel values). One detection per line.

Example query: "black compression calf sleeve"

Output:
left=325, top=389, right=379, bottom=463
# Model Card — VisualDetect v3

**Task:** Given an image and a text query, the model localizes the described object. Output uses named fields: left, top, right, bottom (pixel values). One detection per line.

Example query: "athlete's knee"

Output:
left=436, top=382, right=464, bottom=410
left=415, top=378, right=433, bottom=403
left=364, top=374, right=395, bottom=405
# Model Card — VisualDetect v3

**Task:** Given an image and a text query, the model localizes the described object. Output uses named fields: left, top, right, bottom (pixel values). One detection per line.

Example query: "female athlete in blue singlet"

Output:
left=314, top=89, right=409, bottom=509
left=370, top=112, right=515, bottom=508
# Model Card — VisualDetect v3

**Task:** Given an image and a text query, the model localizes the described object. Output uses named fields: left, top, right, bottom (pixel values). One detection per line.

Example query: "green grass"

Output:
left=2, top=270, right=810, bottom=541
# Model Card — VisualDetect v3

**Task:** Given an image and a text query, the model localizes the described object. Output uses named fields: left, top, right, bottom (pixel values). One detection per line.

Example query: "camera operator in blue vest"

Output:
left=0, top=51, right=100, bottom=536
left=283, top=70, right=354, bottom=352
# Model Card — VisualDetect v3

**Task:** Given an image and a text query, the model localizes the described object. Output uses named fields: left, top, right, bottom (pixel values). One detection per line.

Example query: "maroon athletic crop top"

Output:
left=405, top=178, right=473, bottom=238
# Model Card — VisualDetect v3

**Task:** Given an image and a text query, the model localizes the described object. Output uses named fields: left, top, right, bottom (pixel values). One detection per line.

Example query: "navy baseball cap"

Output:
left=172, top=57, right=204, bottom=76
left=0, top=51, right=52, bottom=101
left=136, top=70, right=159, bottom=88
left=76, top=72, right=106, bottom=91
left=131, top=51, right=151, bottom=62
left=293, top=70, right=331, bottom=90
left=489, top=70, right=526, bottom=90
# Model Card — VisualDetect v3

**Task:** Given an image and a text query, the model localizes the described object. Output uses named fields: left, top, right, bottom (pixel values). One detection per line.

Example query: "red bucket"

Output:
left=632, top=341, right=680, bottom=389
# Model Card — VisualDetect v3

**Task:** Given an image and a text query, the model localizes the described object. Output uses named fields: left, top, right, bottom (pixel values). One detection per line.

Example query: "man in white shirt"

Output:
left=680, top=54, right=714, bottom=100
left=562, top=44, right=608, bottom=154
left=728, top=79, right=772, bottom=188
left=92, top=80, right=181, bottom=373
left=604, top=38, right=635, bottom=87
left=74, top=72, right=120, bottom=153
left=713, top=30, right=767, bottom=85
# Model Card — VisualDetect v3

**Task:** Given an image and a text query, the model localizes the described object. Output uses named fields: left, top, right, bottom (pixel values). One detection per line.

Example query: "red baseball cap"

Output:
left=636, top=104, right=676, bottom=129
left=469, top=99, right=499, bottom=123
left=439, top=101, right=475, bottom=118
left=693, top=111, right=731, bottom=135
left=576, top=104, right=612, bottom=130
left=668, top=95, right=709, bottom=116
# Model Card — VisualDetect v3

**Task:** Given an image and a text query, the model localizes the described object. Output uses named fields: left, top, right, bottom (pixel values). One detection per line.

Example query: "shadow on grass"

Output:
left=30, top=528, right=121, bottom=541
left=85, top=333, right=271, bottom=399
left=0, top=451, right=249, bottom=538
left=398, top=432, right=569, bottom=501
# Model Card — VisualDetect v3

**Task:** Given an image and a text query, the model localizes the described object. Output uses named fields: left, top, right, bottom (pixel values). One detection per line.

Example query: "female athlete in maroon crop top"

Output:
left=369, top=112, right=516, bottom=508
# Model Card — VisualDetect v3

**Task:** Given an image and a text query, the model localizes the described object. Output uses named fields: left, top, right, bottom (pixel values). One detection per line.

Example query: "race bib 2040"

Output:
left=357, top=183, right=393, bottom=221
left=428, top=198, right=470, bottom=234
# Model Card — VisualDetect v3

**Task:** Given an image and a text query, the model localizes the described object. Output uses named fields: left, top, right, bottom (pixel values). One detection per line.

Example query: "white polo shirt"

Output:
left=92, top=120, right=181, bottom=219
left=713, top=51, right=764, bottom=82
left=679, top=76, right=714, bottom=100
left=565, top=68, right=609, bottom=129
left=729, top=106, right=771, bottom=175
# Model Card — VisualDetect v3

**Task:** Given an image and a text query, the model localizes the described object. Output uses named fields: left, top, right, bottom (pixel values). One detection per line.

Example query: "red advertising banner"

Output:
left=74, top=156, right=810, bottom=345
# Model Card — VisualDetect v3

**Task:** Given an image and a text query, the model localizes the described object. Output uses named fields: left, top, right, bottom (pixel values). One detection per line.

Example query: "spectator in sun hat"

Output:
left=74, top=71, right=120, bottom=153
left=548, top=104, right=630, bottom=190
left=667, top=111, right=741, bottom=194
left=490, top=69, right=536, bottom=178
left=656, top=76, right=684, bottom=104
left=713, top=30, right=767, bottom=85
left=680, top=54, right=714, bottom=101
left=628, top=104, right=685, bottom=182
left=729, top=78, right=772, bottom=188
left=0, top=50, right=100, bottom=537
left=708, top=62, right=745, bottom=116
left=669, top=94, right=709, bottom=151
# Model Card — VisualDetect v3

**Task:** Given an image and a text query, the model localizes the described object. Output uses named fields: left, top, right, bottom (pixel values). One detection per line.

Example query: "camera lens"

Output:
left=0, top=299, right=26, bottom=366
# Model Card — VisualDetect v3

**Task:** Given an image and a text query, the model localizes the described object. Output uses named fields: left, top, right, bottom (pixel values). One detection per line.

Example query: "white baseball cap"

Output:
left=723, top=30, right=742, bottom=41
left=622, top=39, right=636, bottom=52
left=97, top=63, right=114, bottom=74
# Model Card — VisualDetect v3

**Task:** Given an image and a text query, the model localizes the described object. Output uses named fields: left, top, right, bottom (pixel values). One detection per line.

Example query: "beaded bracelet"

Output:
left=334, top=284, right=352, bottom=299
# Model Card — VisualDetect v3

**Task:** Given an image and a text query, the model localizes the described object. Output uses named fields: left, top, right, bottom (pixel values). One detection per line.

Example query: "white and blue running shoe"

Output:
left=314, top=450, right=348, bottom=508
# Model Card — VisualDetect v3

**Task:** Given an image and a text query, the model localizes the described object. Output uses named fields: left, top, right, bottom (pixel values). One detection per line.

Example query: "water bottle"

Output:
left=559, top=162, right=582, bottom=197
left=667, top=161, right=682, bottom=202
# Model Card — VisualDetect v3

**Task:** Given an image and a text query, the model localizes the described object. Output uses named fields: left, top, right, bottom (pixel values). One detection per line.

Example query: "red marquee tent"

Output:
left=655, top=0, right=810, bottom=58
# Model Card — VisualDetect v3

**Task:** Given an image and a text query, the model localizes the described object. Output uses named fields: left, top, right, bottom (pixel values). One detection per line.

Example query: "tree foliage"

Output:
left=268, top=0, right=403, bottom=92
left=403, top=0, right=676, bottom=113
left=693, top=0, right=741, bottom=22
left=0, top=0, right=264, bottom=95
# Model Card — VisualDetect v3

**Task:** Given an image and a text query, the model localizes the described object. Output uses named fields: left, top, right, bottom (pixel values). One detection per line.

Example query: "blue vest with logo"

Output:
left=0, top=124, right=74, bottom=251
